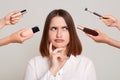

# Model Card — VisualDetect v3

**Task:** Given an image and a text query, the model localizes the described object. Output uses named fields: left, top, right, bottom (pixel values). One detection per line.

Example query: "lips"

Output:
left=54, top=39, right=64, bottom=43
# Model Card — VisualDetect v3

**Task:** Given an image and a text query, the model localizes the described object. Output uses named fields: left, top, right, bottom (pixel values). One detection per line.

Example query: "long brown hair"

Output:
left=40, top=9, right=82, bottom=57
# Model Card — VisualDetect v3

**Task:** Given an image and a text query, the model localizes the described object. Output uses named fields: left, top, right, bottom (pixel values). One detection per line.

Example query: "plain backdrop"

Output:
left=0, top=0, right=120, bottom=80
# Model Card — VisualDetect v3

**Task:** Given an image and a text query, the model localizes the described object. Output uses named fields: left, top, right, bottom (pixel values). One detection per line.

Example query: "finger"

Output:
left=10, top=20, right=19, bottom=24
left=19, top=28, right=27, bottom=33
left=22, top=34, right=33, bottom=41
left=49, top=42, right=53, bottom=54
left=86, top=33, right=93, bottom=38
left=7, top=10, right=19, bottom=18
left=11, top=18, right=20, bottom=21
left=53, top=48, right=65, bottom=54
left=17, top=29, right=32, bottom=42
left=10, top=10, right=21, bottom=17
left=11, top=16, right=22, bottom=20
left=11, top=13, right=23, bottom=18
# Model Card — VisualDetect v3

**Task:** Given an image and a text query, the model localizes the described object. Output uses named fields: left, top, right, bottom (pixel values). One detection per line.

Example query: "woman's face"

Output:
left=48, top=16, right=70, bottom=48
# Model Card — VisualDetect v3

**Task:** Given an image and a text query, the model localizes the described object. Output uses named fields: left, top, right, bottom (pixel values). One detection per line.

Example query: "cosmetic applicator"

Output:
left=85, top=8, right=108, bottom=19
left=21, top=26, right=40, bottom=37
left=77, top=25, right=98, bottom=36
left=20, top=9, right=27, bottom=14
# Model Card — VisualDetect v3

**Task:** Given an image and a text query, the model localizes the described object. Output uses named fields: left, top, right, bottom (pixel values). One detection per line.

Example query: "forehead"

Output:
left=50, top=16, right=67, bottom=26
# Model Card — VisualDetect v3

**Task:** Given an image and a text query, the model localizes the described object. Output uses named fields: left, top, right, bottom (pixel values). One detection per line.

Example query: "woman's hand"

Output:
left=100, top=15, right=120, bottom=29
left=9, top=28, right=33, bottom=43
left=86, top=29, right=109, bottom=43
left=3, top=10, right=23, bottom=26
left=49, top=42, right=68, bottom=76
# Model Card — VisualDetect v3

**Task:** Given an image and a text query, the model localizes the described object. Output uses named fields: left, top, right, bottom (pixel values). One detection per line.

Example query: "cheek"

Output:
left=48, top=32, right=55, bottom=42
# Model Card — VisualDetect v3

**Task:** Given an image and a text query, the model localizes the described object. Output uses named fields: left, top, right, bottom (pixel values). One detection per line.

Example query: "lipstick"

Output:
left=77, top=25, right=98, bottom=36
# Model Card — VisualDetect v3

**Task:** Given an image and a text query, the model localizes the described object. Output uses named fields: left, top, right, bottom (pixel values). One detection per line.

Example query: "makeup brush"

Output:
left=77, top=25, right=98, bottom=36
left=85, top=8, right=108, bottom=19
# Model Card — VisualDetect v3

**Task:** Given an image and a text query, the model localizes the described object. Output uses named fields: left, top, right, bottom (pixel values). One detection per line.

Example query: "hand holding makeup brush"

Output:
left=86, top=29, right=120, bottom=48
left=100, top=15, right=120, bottom=30
left=0, top=9, right=26, bottom=30
left=84, top=8, right=120, bottom=30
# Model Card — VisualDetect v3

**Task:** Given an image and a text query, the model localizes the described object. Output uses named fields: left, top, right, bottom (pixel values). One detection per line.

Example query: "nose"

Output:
left=56, top=29, right=62, bottom=38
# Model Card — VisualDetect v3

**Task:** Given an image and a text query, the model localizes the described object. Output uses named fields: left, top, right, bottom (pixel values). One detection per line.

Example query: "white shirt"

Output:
left=24, top=55, right=96, bottom=80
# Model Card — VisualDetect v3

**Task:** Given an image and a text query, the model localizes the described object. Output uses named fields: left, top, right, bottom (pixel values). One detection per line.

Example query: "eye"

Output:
left=62, top=26, right=68, bottom=31
left=50, top=27, right=57, bottom=31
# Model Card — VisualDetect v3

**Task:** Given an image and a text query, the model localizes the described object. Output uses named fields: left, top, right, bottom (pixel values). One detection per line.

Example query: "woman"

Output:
left=24, top=9, right=96, bottom=80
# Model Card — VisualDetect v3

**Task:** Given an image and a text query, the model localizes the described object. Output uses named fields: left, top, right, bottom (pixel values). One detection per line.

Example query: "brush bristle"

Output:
left=85, top=8, right=88, bottom=11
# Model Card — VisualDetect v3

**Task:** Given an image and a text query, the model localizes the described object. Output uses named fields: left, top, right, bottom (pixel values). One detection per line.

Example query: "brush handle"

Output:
left=83, top=27, right=98, bottom=36
left=93, top=12, right=108, bottom=19
left=20, top=9, right=27, bottom=14
left=93, top=12, right=102, bottom=17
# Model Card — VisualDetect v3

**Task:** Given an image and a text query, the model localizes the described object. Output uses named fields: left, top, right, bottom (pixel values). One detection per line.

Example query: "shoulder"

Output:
left=75, top=55, right=94, bottom=66
left=28, top=55, right=48, bottom=66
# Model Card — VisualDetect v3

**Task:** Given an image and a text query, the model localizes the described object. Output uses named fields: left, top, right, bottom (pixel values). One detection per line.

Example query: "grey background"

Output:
left=0, top=0, right=120, bottom=80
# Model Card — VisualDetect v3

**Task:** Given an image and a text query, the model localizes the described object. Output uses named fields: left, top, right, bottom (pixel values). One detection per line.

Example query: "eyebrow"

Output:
left=50, top=25, right=68, bottom=27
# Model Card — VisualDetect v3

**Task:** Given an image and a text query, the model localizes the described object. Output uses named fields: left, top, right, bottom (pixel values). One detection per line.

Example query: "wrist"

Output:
left=49, top=66, right=60, bottom=76
left=49, top=68, right=57, bottom=76
left=103, top=35, right=112, bottom=45
left=7, top=35, right=13, bottom=43
left=2, top=35, right=12, bottom=46
left=114, top=20, right=120, bottom=30
left=0, top=18, right=6, bottom=29
left=116, top=20, right=120, bottom=30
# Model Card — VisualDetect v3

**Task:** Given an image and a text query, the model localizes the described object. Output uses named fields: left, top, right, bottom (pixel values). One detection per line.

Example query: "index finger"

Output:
left=49, top=42, right=53, bottom=54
